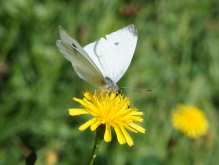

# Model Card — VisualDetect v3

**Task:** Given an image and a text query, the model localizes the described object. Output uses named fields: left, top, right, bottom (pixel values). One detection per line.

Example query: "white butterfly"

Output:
left=56, top=24, right=138, bottom=91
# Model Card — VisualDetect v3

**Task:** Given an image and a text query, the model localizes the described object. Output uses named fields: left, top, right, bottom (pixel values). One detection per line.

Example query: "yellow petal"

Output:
left=115, top=109, right=132, bottom=118
left=73, top=98, right=87, bottom=107
left=83, top=90, right=93, bottom=100
left=79, top=118, right=97, bottom=131
left=113, top=126, right=126, bottom=145
left=129, top=123, right=146, bottom=133
left=130, top=111, right=144, bottom=116
left=104, top=123, right=112, bottom=142
left=131, top=116, right=144, bottom=122
left=114, top=120, right=127, bottom=127
left=120, top=127, right=134, bottom=147
left=68, top=109, right=88, bottom=116
left=109, top=92, right=116, bottom=100
left=90, top=120, right=102, bottom=131
left=120, top=102, right=130, bottom=110
left=124, top=125, right=138, bottom=133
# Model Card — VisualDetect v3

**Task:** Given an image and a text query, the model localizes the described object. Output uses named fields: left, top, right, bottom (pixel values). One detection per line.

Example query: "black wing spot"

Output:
left=115, top=42, right=119, bottom=45
left=72, top=43, right=77, bottom=48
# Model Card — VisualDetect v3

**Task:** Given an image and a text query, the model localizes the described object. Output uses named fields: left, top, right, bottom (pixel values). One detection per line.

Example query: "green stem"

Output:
left=89, top=124, right=105, bottom=165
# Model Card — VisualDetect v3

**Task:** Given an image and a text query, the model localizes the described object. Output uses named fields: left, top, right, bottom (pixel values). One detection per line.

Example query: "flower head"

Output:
left=69, top=90, right=146, bottom=146
left=171, top=104, right=209, bottom=139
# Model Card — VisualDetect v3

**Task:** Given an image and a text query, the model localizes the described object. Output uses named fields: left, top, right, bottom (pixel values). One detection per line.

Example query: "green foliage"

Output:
left=0, top=0, right=219, bottom=164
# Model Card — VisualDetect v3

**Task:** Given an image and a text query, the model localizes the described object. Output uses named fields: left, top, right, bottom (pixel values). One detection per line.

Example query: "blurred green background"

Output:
left=0, top=0, right=219, bottom=164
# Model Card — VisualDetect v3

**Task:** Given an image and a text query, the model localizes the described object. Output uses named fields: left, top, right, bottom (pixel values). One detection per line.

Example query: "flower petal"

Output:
left=120, top=127, right=134, bottom=147
left=79, top=118, right=97, bottom=131
left=91, top=120, right=102, bottom=131
left=113, top=126, right=126, bottom=145
left=73, top=98, right=87, bottom=107
left=104, top=123, right=112, bottom=142
left=124, top=125, right=138, bottom=133
left=130, top=111, right=144, bottom=116
left=69, top=109, right=88, bottom=116
left=83, top=90, right=93, bottom=100
left=131, top=116, right=144, bottom=122
left=129, top=123, right=146, bottom=133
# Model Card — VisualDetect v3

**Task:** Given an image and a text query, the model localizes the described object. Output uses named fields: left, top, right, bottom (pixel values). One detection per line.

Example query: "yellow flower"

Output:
left=69, top=90, right=146, bottom=146
left=171, top=104, right=209, bottom=139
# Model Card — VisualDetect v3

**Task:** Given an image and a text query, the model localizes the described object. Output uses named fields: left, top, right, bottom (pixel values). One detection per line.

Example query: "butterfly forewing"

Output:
left=59, top=26, right=102, bottom=70
left=56, top=27, right=106, bottom=88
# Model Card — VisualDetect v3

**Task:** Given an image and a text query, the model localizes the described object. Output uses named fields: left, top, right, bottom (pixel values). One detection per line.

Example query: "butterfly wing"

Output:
left=56, top=26, right=107, bottom=88
left=83, top=24, right=138, bottom=83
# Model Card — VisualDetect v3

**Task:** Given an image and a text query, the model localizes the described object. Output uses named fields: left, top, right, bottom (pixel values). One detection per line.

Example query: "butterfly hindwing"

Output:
left=83, top=24, right=138, bottom=83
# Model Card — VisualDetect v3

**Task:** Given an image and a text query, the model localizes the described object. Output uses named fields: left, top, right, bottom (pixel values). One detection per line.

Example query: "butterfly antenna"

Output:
left=120, top=87, right=153, bottom=92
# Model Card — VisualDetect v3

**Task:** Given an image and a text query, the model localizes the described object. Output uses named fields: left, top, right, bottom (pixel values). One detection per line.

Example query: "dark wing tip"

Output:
left=59, top=25, right=63, bottom=31
left=59, top=25, right=65, bottom=33
left=59, top=26, right=70, bottom=36
left=125, top=24, right=138, bottom=36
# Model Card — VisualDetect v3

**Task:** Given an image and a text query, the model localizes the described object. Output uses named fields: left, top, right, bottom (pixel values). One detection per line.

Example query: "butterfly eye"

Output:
left=72, top=43, right=77, bottom=48
left=105, top=77, right=113, bottom=83
left=115, top=42, right=119, bottom=45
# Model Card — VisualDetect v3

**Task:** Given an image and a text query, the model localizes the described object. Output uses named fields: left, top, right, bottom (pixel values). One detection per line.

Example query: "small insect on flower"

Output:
left=69, top=90, right=146, bottom=146
left=171, top=104, right=209, bottom=139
